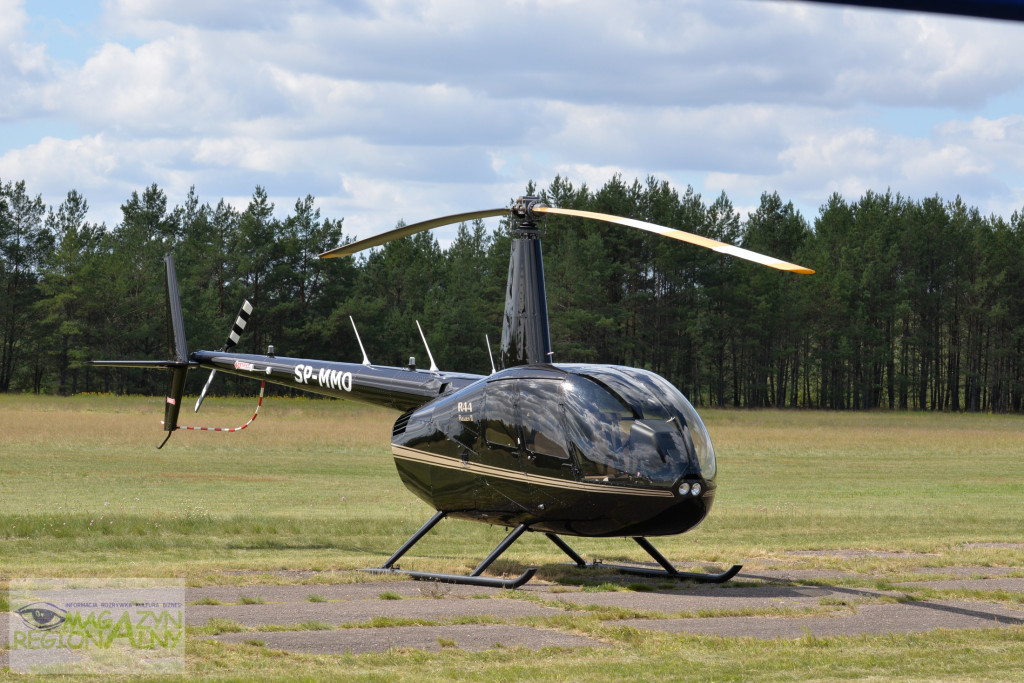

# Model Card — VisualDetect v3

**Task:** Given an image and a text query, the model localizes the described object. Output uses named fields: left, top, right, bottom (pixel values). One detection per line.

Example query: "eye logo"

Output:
left=15, top=602, right=67, bottom=631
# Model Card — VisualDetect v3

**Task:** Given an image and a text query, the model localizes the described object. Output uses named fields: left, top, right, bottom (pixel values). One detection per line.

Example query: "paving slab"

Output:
left=9, top=571, right=1024, bottom=661
left=782, top=549, right=941, bottom=560
left=213, top=624, right=609, bottom=654
left=547, top=583, right=898, bottom=614
left=615, top=600, right=1024, bottom=639
left=188, top=581, right=507, bottom=604
left=906, top=566, right=1020, bottom=579
left=186, top=594, right=558, bottom=627
left=0, top=617, right=8, bottom=670
left=736, top=569, right=865, bottom=582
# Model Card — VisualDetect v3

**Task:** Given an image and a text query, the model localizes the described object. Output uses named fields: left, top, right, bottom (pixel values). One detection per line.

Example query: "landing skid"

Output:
left=369, top=511, right=537, bottom=589
left=546, top=533, right=742, bottom=584
left=367, top=567, right=537, bottom=589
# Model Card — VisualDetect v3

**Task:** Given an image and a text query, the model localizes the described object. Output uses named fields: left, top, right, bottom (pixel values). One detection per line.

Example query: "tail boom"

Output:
left=190, top=350, right=484, bottom=412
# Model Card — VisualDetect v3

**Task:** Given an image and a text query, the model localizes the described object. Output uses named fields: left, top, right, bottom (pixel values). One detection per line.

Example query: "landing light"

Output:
left=691, top=482, right=702, bottom=497
left=678, top=482, right=690, bottom=495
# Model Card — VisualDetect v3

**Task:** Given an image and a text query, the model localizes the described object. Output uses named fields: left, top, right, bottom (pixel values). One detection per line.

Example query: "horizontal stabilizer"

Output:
left=92, top=359, right=197, bottom=369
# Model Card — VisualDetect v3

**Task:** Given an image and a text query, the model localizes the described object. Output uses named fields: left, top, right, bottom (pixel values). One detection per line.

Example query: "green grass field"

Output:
left=2, top=394, right=1023, bottom=680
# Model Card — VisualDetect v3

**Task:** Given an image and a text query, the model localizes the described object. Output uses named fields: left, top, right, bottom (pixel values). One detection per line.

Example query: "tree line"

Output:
left=2, top=175, right=1023, bottom=412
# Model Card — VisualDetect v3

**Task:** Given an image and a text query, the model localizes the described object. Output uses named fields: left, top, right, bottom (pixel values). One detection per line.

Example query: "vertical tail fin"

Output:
left=165, top=254, right=188, bottom=364
left=160, top=254, right=190, bottom=446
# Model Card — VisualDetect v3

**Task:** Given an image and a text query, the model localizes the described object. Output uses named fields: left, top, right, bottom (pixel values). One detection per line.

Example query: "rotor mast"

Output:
left=499, top=196, right=553, bottom=369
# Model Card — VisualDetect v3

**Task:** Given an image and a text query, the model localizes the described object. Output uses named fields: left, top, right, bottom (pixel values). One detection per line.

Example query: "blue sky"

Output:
left=3, top=0, right=1024, bottom=241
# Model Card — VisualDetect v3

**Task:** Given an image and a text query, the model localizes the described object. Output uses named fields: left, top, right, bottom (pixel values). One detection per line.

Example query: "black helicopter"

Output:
left=95, top=195, right=813, bottom=588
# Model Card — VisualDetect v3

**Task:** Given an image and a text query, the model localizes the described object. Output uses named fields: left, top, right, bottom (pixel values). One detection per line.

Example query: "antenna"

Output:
left=416, top=320, right=439, bottom=373
left=485, top=334, right=496, bottom=375
left=350, top=316, right=371, bottom=366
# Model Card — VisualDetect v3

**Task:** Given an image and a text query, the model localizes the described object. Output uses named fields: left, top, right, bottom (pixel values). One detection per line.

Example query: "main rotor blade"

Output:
left=797, top=0, right=1024, bottom=22
left=319, top=208, right=507, bottom=258
left=535, top=207, right=815, bottom=275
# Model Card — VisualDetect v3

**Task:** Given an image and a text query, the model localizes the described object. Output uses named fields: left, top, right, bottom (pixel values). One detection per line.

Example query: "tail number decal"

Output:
left=294, top=364, right=353, bottom=392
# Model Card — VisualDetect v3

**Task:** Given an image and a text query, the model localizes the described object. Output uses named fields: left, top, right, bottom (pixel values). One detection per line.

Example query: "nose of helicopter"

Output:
left=676, top=477, right=715, bottom=511
left=683, top=479, right=715, bottom=524
left=627, top=478, right=715, bottom=537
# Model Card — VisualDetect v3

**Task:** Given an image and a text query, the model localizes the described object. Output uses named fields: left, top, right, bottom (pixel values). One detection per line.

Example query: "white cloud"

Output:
left=0, top=0, right=27, bottom=43
left=332, top=173, right=518, bottom=243
left=104, top=0, right=315, bottom=33
left=43, top=32, right=252, bottom=133
left=0, top=0, right=57, bottom=119
left=826, top=12, right=1024, bottom=108
left=0, top=134, right=124, bottom=224
left=85, top=1, right=1024, bottom=109
left=4, top=0, right=1024, bottom=234
left=705, top=110, right=1024, bottom=219
left=938, top=115, right=1024, bottom=156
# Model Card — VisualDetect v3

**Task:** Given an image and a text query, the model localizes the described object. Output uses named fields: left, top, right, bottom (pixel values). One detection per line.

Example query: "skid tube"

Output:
left=365, top=511, right=537, bottom=589
left=546, top=533, right=742, bottom=584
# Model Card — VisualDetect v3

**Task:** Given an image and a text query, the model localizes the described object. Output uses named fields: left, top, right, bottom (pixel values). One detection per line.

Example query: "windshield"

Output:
left=562, top=374, right=691, bottom=486
left=571, top=367, right=717, bottom=481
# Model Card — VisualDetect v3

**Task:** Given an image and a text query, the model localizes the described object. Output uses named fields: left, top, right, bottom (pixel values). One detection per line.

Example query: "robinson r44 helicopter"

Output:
left=95, top=195, right=813, bottom=588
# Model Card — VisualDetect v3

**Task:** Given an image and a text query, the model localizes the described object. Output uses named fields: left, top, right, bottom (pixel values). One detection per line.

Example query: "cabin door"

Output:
left=514, top=379, right=577, bottom=512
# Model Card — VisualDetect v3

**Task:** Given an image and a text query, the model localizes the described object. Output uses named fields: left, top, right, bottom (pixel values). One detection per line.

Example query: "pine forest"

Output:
left=2, top=175, right=1023, bottom=413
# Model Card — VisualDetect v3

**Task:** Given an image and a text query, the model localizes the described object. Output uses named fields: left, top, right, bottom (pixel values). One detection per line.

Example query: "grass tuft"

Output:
left=190, top=596, right=222, bottom=605
left=203, top=619, right=246, bottom=634
left=298, top=620, right=334, bottom=631
left=580, top=583, right=623, bottom=593
left=626, top=582, right=654, bottom=592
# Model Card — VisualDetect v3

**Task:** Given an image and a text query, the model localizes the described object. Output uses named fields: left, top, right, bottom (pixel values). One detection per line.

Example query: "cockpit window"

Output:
left=569, top=368, right=717, bottom=482
left=483, top=381, right=518, bottom=449
left=674, top=388, right=716, bottom=480
left=518, top=380, right=569, bottom=459
left=626, top=369, right=717, bottom=481
left=563, top=375, right=685, bottom=486
left=564, top=374, right=634, bottom=447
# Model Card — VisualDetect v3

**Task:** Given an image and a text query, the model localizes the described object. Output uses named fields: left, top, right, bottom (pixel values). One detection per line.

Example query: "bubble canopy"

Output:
left=562, top=365, right=717, bottom=484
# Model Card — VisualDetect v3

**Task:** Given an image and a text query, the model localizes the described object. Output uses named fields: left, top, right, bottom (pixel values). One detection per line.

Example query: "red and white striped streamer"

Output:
left=164, top=382, right=265, bottom=433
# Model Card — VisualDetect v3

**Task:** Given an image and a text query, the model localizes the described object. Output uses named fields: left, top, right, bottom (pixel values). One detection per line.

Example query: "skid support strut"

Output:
left=368, top=511, right=537, bottom=589
left=545, top=533, right=742, bottom=584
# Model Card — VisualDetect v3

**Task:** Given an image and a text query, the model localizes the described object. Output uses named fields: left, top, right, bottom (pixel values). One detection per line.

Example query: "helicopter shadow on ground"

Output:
left=556, top=568, right=888, bottom=595
left=570, top=570, right=1024, bottom=627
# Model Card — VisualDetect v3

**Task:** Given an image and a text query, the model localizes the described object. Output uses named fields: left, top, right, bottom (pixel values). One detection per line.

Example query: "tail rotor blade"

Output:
left=195, top=298, right=254, bottom=414
left=225, top=299, right=253, bottom=351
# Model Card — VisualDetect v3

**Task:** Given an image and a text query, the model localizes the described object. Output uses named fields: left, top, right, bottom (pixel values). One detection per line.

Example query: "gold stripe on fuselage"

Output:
left=391, top=444, right=674, bottom=498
